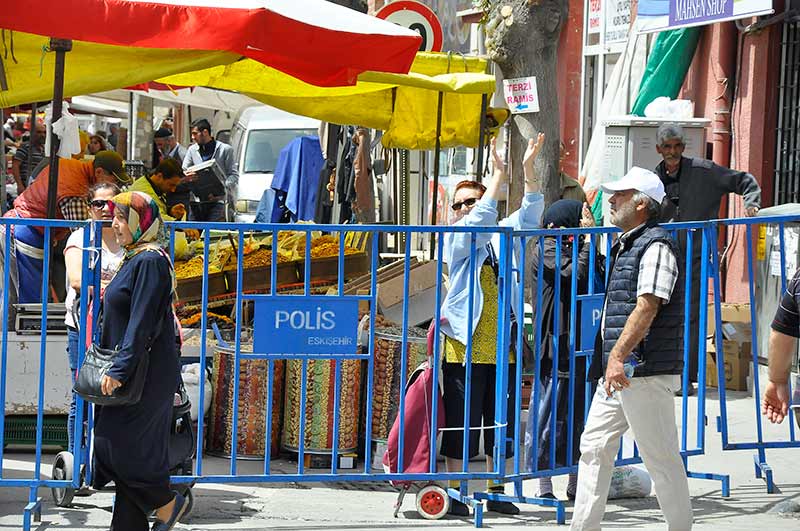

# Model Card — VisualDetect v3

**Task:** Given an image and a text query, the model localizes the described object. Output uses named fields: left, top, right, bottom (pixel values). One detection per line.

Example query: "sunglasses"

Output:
left=451, top=197, right=478, bottom=211
left=89, top=199, right=109, bottom=209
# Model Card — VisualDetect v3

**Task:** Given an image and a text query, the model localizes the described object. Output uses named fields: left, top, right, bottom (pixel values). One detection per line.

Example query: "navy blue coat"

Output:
left=92, top=251, right=179, bottom=491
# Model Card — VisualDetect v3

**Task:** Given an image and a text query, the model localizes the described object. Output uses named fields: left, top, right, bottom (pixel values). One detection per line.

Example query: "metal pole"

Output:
left=476, top=93, right=488, bottom=182
left=0, top=108, right=5, bottom=215
left=46, top=38, right=72, bottom=221
left=429, top=92, right=443, bottom=258
left=25, top=102, right=38, bottom=189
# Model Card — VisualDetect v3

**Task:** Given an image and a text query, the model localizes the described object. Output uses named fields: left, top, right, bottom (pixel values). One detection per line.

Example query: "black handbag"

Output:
left=73, top=342, right=150, bottom=406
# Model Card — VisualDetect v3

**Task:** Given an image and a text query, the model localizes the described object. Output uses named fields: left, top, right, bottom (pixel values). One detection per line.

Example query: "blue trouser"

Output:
left=13, top=224, right=45, bottom=304
left=66, top=326, right=79, bottom=452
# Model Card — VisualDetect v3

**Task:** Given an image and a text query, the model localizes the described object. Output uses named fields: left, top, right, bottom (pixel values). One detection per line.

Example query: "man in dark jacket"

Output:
left=571, top=167, right=692, bottom=531
left=655, top=123, right=761, bottom=394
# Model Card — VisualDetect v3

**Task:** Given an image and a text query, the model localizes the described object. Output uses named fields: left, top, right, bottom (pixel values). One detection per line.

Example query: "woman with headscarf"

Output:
left=92, top=191, right=187, bottom=530
left=526, top=199, right=602, bottom=501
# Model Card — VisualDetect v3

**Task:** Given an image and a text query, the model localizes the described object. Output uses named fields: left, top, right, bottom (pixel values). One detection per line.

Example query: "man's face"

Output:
left=33, top=125, right=46, bottom=146
left=153, top=173, right=181, bottom=194
left=191, top=127, right=211, bottom=146
left=656, top=138, right=685, bottom=168
left=154, top=137, right=168, bottom=153
left=608, top=189, right=640, bottom=229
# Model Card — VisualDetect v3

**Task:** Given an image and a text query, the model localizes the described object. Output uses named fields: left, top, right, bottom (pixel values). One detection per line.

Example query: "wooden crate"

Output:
left=176, top=271, right=229, bottom=302
left=299, top=252, right=370, bottom=283
left=225, top=262, right=299, bottom=292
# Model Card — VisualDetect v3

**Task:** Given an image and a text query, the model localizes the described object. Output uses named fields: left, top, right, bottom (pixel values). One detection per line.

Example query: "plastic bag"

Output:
left=45, top=102, right=82, bottom=158
left=608, top=465, right=652, bottom=499
left=181, top=363, right=212, bottom=421
left=643, top=97, right=694, bottom=119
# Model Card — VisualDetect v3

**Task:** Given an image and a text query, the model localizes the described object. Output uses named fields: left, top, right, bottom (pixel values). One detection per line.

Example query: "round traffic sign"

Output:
left=376, top=1, right=443, bottom=52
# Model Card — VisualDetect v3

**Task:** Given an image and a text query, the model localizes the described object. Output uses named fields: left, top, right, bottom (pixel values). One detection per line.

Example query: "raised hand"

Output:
left=490, top=137, right=507, bottom=181
left=523, top=132, right=545, bottom=170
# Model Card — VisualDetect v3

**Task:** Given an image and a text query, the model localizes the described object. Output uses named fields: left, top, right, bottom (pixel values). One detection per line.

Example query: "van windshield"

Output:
left=243, top=129, right=317, bottom=173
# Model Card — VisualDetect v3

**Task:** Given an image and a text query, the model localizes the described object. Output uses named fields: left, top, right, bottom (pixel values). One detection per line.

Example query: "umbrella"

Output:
left=0, top=0, right=421, bottom=218
left=0, top=0, right=421, bottom=87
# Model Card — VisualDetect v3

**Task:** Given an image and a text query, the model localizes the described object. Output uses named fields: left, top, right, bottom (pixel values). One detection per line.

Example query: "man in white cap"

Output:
left=570, top=167, right=692, bottom=530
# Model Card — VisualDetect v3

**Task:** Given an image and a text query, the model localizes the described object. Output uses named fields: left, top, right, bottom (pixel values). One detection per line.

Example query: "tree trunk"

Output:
left=485, top=0, right=568, bottom=208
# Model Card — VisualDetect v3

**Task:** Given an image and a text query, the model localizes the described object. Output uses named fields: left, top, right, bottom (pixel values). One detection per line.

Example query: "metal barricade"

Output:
left=710, top=215, right=800, bottom=493
left=483, top=223, right=730, bottom=523
left=0, top=217, right=98, bottom=530
left=160, top=221, right=516, bottom=529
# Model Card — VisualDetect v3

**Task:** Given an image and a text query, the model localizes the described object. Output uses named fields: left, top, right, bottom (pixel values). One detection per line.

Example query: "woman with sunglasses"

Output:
left=63, top=182, right=123, bottom=452
left=439, top=133, right=545, bottom=517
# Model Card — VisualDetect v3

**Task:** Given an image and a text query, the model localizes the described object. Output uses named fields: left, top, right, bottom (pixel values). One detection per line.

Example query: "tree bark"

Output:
left=485, top=0, right=568, bottom=208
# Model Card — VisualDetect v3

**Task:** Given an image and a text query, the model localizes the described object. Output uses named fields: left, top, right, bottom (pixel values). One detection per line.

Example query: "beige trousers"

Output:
left=570, top=374, right=692, bottom=531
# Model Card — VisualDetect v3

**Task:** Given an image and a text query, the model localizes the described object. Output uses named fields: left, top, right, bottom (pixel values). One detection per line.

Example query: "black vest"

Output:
left=589, top=223, right=685, bottom=379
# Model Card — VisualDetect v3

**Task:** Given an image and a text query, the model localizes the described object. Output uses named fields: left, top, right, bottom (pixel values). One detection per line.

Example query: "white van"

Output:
left=229, top=105, right=320, bottom=222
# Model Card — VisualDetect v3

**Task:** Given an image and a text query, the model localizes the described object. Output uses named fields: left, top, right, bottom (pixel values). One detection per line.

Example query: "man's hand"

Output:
left=762, top=381, right=790, bottom=424
left=604, top=356, right=630, bottom=398
left=169, top=204, right=187, bottom=220
left=746, top=206, right=759, bottom=217
left=183, top=229, right=200, bottom=240
left=101, top=374, right=122, bottom=396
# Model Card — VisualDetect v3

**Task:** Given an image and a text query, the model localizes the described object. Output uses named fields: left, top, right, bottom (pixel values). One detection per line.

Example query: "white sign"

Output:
left=588, top=0, right=602, bottom=34
left=604, top=0, right=631, bottom=44
left=503, top=76, right=540, bottom=114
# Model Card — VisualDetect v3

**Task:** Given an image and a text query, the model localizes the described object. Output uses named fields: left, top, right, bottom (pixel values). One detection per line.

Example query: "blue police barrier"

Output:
left=3, top=215, right=798, bottom=529
left=709, top=215, right=800, bottom=494
left=159, top=221, right=516, bottom=529
left=0, top=217, right=98, bottom=530
left=481, top=222, right=731, bottom=524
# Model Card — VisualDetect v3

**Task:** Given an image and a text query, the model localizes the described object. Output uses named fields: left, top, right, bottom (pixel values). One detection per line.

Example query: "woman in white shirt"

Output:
left=63, top=182, right=124, bottom=452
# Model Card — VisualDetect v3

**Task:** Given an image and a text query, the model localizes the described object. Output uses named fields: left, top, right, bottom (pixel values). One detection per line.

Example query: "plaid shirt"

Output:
left=58, top=197, right=89, bottom=223
left=637, top=241, right=679, bottom=303
left=601, top=233, right=679, bottom=339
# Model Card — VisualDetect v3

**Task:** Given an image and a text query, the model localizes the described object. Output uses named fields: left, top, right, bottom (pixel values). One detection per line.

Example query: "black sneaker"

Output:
left=448, top=498, right=470, bottom=517
left=566, top=489, right=576, bottom=501
left=487, top=500, right=520, bottom=515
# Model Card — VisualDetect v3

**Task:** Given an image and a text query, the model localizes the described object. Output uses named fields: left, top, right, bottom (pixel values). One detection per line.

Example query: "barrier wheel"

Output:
left=415, top=484, right=448, bottom=520
left=179, top=488, right=194, bottom=522
left=51, top=451, right=75, bottom=507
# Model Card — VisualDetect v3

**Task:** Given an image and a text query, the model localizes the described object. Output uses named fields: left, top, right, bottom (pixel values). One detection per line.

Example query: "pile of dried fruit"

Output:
left=180, top=311, right=234, bottom=328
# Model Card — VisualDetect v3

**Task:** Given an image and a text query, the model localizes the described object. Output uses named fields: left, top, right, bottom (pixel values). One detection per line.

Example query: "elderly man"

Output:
left=763, top=268, right=800, bottom=425
left=182, top=118, right=237, bottom=222
left=154, top=127, right=187, bottom=165
left=570, top=167, right=691, bottom=531
left=2, top=151, right=129, bottom=304
left=655, top=123, right=761, bottom=394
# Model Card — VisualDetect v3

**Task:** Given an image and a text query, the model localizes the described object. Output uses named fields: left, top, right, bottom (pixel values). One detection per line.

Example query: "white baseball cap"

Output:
left=601, top=167, right=666, bottom=204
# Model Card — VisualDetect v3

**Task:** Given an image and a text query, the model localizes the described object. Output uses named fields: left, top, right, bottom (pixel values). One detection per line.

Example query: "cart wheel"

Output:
left=179, top=489, right=194, bottom=522
left=51, top=451, right=76, bottom=507
left=415, top=484, right=448, bottom=520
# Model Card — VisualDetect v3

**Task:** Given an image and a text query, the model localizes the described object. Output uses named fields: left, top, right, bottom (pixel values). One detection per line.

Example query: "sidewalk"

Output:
left=0, top=391, right=796, bottom=530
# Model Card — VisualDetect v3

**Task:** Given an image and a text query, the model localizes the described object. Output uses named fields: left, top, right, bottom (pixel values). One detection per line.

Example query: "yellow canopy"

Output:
left=0, top=31, right=236, bottom=108
left=0, top=31, right=496, bottom=150
left=158, top=53, right=496, bottom=149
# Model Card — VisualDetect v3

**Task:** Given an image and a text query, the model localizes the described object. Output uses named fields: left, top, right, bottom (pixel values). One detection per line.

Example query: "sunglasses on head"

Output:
left=451, top=197, right=478, bottom=211
left=89, top=199, right=108, bottom=209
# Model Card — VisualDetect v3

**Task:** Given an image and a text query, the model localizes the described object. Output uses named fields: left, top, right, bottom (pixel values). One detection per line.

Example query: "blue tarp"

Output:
left=267, top=136, right=324, bottom=223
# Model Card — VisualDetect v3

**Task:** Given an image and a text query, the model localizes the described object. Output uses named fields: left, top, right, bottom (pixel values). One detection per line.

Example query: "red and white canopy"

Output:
left=0, top=0, right=422, bottom=87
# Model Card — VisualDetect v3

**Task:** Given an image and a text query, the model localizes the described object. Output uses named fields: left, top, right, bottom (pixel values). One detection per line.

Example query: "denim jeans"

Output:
left=66, top=326, right=79, bottom=452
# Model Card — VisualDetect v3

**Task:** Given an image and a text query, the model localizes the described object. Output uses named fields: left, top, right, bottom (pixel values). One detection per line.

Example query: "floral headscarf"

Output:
left=109, top=191, right=177, bottom=297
